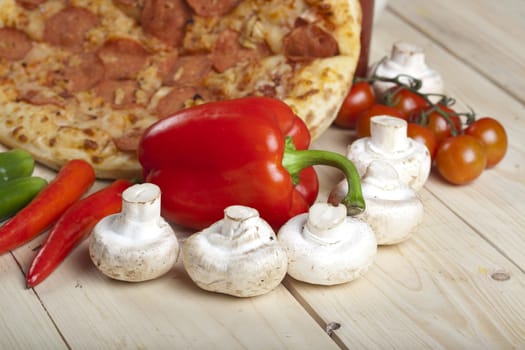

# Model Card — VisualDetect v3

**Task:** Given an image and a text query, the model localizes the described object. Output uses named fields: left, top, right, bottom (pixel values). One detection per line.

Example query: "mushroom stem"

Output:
left=344, top=115, right=431, bottom=191
left=222, top=206, right=259, bottom=238
left=390, top=41, right=426, bottom=67
left=304, top=203, right=346, bottom=244
left=369, top=116, right=409, bottom=153
left=122, top=183, right=161, bottom=223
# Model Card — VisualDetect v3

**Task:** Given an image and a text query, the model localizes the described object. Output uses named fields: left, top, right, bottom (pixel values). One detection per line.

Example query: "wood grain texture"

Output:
left=10, top=237, right=339, bottom=349
left=1, top=0, right=525, bottom=348
left=370, top=7, right=525, bottom=269
left=285, top=184, right=525, bottom=348
left=387, top=0, right=525, bottom=104
left=0, top=252, right=68, bottom=349
left=1, top=142, right=339, bottom=349
left=295, top=3, right=525, bottom=348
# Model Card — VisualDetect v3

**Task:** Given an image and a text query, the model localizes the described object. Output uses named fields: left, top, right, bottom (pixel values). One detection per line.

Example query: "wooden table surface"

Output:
left=2, top=0, right=524, bottom=349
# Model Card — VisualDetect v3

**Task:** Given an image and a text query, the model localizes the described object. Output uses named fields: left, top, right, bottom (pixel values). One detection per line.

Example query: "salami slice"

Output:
left=16, top=0, right=46, bottom=10
left=185, top=0, right=241, bottom=17
left=141, top=0, right=191, bottom=47
left=50, top=53, right=105, bottom=94
left=113, top=129, right=144, bottom=152
left=162, top=54, right=212, bottom=86
left=97, top=38, right=148, bottom=80
left=0, top=28, right=33, bottom=61
left=283, top=22, right=339, bottom=62
left=43, top=7, right=99, bottom=51
left=19, top=90, right=65, bottom=107
left=155, top=86, right=199, bottom=118
left=112, top=0, right=137, bottom=5
left=212, top=29, right=266, bottom=73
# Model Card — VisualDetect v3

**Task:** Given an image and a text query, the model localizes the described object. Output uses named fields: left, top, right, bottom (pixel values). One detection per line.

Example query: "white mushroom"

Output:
left=332, top=161, right=424, bottom=245
left=181, top=205, right=288, bottom=298
left=89, top=183, right=179, bottom=282
left=346, top=115, right=431, bottom=191
left=368, top=41, right=444, bottom=100
left=278, top=203, right=377, bottom=286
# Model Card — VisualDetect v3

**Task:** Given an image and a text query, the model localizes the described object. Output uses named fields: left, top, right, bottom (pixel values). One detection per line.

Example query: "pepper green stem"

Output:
left=282, top=138, right=365, bottom=216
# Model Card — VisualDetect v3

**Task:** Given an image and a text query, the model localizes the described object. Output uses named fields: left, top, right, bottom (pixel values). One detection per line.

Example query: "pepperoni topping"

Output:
left=283, top=22, right=339, bottom=62
left=97, top=38, right=148, bottom=80
left=95, top=80, right=141, bottom=109
left=155, top=86, right=199, bottom=118
left=16, top=0, right=46, bottom=10
left=113, top=0, right=138, bottom=6
left=162, top=54, right=212, bottom=86
left=185, top=0, right=241, bottom=17
left=51, top=53, right=105, bottom=94
left=43, top=7, right=99, bottom=52
left=113, top=129, right=144, bottom=151
left=212, top=29, right=266, bottom=73
left=141, top=0, right=192, bottom=47
left=19, top=90, right=65, bottom=107
left=0, top=28, right=32, bottom=61
left=155, top=51, right=178, bottom=82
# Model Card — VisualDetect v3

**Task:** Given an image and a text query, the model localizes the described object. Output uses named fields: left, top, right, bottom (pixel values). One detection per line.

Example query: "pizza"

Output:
left=0, top=0, right=361, bottom=179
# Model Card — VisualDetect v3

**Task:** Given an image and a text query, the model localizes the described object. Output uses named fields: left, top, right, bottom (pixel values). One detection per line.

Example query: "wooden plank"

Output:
left=0, top=145, right=67, bottom=349
left=1, top=2, right=523, bottom=349
left=289, top=6, right=525, bottom=348
left=386, top=0, right=525, bottom=104
left=10, top=228, right=339, bottom=349
left=0, top=252, right=68, bottom=349
left=285, top=187, right=525, bottom=348
left=0, top=149, right=339, bottom=349
left=367, top=9, right=525, bottom=268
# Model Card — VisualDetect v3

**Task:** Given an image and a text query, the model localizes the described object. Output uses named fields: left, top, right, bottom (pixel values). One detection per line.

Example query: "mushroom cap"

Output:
left=370, top=41, right=444, bottom=98
left=278, top=204, right=377, bottom=286
left=360, top=161, right=424, bottom=245
left=89, top=214, right=179, bottom=282
left=181, top=206, right=288, bottom=298
left=362, top=197, right=423, bottom=245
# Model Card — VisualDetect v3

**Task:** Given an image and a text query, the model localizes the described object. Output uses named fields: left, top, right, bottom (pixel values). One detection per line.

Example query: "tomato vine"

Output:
left=335, top=73, right=508, bottom=185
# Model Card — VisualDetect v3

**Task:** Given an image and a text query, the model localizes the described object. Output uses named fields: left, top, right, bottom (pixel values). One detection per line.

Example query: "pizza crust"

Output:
left=203, top=0, right=361, bottom=139
left=0, top=89, right=149, bottom=179
left=0, top=0, right=361, bottom=179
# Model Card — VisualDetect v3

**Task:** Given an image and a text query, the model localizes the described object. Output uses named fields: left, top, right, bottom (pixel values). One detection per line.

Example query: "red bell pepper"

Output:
left=138, top=97, right=364, bottom=230
left=26, top=179, right=132, bottom=288
left=0, top=159, right=95, bottom=254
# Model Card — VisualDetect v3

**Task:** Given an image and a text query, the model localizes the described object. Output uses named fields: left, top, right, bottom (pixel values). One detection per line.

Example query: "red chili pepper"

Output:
left=26, top=179, right=132, bottom=288
left=138, top=97, right=365, bottom=230
left=0, top=159, right=95, bottom=254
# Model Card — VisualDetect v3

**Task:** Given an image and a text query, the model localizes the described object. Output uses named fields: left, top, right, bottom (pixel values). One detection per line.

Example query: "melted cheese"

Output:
left=0, top=0, right=361, bottom=178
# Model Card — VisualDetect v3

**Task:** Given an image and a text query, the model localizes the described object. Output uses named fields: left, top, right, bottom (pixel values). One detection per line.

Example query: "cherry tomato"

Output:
left=435, top=135, right=487, bottom=185
left=384, top=87, right=429, bottom=119
left=355, top=104, right=406, bottom=138
left=334, top=81, right=375, bottom=129
left=423, top=105, right=463, bottom=144
left=465, top=117, right=508, bottom=168
left=407, top=123, right=437, bottom=160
